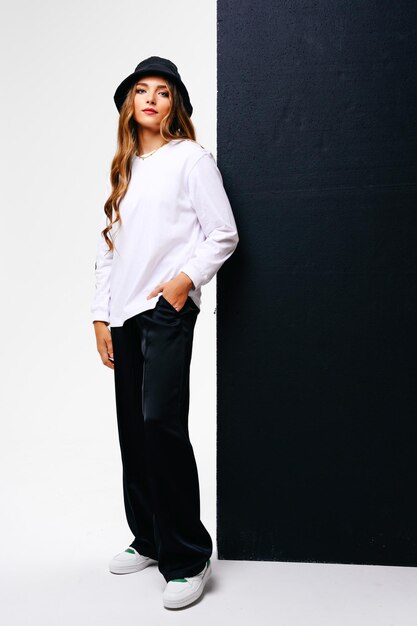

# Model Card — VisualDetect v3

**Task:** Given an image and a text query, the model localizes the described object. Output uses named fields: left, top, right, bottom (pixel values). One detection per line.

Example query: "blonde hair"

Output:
left=101, top=77, right=198, bottom=252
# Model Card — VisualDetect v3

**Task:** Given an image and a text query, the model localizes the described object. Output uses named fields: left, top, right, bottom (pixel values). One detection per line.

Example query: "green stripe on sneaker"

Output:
left=170, top=560, right=210, bottom=582
left=125, top=548, right=136, bottom=554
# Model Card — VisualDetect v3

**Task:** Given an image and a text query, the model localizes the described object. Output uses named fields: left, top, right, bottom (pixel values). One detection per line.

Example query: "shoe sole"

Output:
left=163, top=561, right=212, bottom=609
left=109, top=557, right=158, bottom=574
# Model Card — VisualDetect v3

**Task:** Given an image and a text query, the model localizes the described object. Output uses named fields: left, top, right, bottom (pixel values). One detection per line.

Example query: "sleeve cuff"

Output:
left=91, top=309, right=110, bottom=325
left=179, top=263, right=206, bottom=291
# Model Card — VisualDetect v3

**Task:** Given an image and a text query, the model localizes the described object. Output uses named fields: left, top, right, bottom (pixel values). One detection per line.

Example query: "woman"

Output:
left=91, top=56, right=239, bottom=609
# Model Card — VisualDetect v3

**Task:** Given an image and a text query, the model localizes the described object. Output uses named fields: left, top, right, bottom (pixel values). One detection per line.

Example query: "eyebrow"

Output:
left=135, top=82, right=168, bottom=89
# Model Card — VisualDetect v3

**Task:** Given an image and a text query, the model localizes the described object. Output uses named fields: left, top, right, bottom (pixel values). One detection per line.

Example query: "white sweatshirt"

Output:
left=91, top=138, right=239, bottom=328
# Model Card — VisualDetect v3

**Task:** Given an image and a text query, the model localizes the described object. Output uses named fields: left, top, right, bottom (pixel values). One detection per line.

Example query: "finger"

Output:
left=100, top=352, right=114, bottom=369
left=98, top=339, right=112, bottom=363
left=99, top=349, right=109, bottom=363
left=100, top=351, right=114, bottom=364
left=147, top=283, right=165, bottom=299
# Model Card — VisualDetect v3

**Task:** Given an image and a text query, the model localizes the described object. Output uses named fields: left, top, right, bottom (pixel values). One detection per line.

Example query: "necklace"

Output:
left=138, top=142, right=168, bottom=160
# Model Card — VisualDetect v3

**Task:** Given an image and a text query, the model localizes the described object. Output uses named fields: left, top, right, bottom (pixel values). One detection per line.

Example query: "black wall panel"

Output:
left=216, top=1, right=417, bottom=566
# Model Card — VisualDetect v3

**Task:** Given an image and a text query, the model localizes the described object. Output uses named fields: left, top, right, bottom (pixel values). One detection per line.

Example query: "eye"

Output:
left=135, top=88, right=169, bottom=97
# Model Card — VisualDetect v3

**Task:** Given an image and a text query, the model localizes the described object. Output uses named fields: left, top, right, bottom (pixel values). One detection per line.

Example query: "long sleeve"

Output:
left=179, top=152, right=239, bottom=290
left=91, top=179, right=113, bottom=324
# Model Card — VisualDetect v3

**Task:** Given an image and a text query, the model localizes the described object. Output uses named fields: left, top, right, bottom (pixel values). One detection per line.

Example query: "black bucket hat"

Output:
left=113, top=55, right=193, bottom=117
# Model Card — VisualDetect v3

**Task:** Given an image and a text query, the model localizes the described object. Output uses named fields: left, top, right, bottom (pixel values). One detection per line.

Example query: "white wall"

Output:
left=0, top=1, right=217, bottom=615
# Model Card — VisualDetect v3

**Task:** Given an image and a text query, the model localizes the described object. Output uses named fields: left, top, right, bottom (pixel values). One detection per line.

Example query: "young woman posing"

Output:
left=91, top=56, right=239, bottom=610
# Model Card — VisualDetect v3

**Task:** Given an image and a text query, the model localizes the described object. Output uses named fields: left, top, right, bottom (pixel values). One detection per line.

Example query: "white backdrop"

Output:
left=0, top=1, right=218, bottom=621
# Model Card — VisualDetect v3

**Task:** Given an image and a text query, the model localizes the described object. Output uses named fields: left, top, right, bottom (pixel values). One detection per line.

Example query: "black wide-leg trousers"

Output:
left=110, top=294, right=213, bottom=582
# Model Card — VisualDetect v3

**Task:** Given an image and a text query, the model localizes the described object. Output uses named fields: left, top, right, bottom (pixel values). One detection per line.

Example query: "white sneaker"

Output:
left=109, top=546, right=158, bottom=574
left=162, top=559, right=212, bottom=609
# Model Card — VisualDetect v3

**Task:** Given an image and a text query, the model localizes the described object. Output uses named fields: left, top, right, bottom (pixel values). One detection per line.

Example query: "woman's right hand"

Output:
left=93, top=321, right=114, bottom=369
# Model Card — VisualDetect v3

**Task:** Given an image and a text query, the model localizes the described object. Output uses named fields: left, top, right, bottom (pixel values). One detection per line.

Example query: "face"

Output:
left=133, top=75, right=172, bottom=127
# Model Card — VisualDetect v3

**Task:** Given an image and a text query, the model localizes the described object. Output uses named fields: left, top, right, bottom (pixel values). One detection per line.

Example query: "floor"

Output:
left=3, top=543, right=417, bottom=625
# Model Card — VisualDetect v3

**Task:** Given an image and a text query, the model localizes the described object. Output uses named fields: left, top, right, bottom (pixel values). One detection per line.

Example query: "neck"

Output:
left=137, top=128, right=168, bottom=155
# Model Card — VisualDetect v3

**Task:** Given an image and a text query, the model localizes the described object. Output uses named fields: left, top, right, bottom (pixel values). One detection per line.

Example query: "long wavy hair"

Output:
left=101, top=77, right=198, bottom=252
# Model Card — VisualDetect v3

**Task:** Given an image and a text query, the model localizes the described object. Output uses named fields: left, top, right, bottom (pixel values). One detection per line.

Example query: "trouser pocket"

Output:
left=159, top=294, right=200, bottom=314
